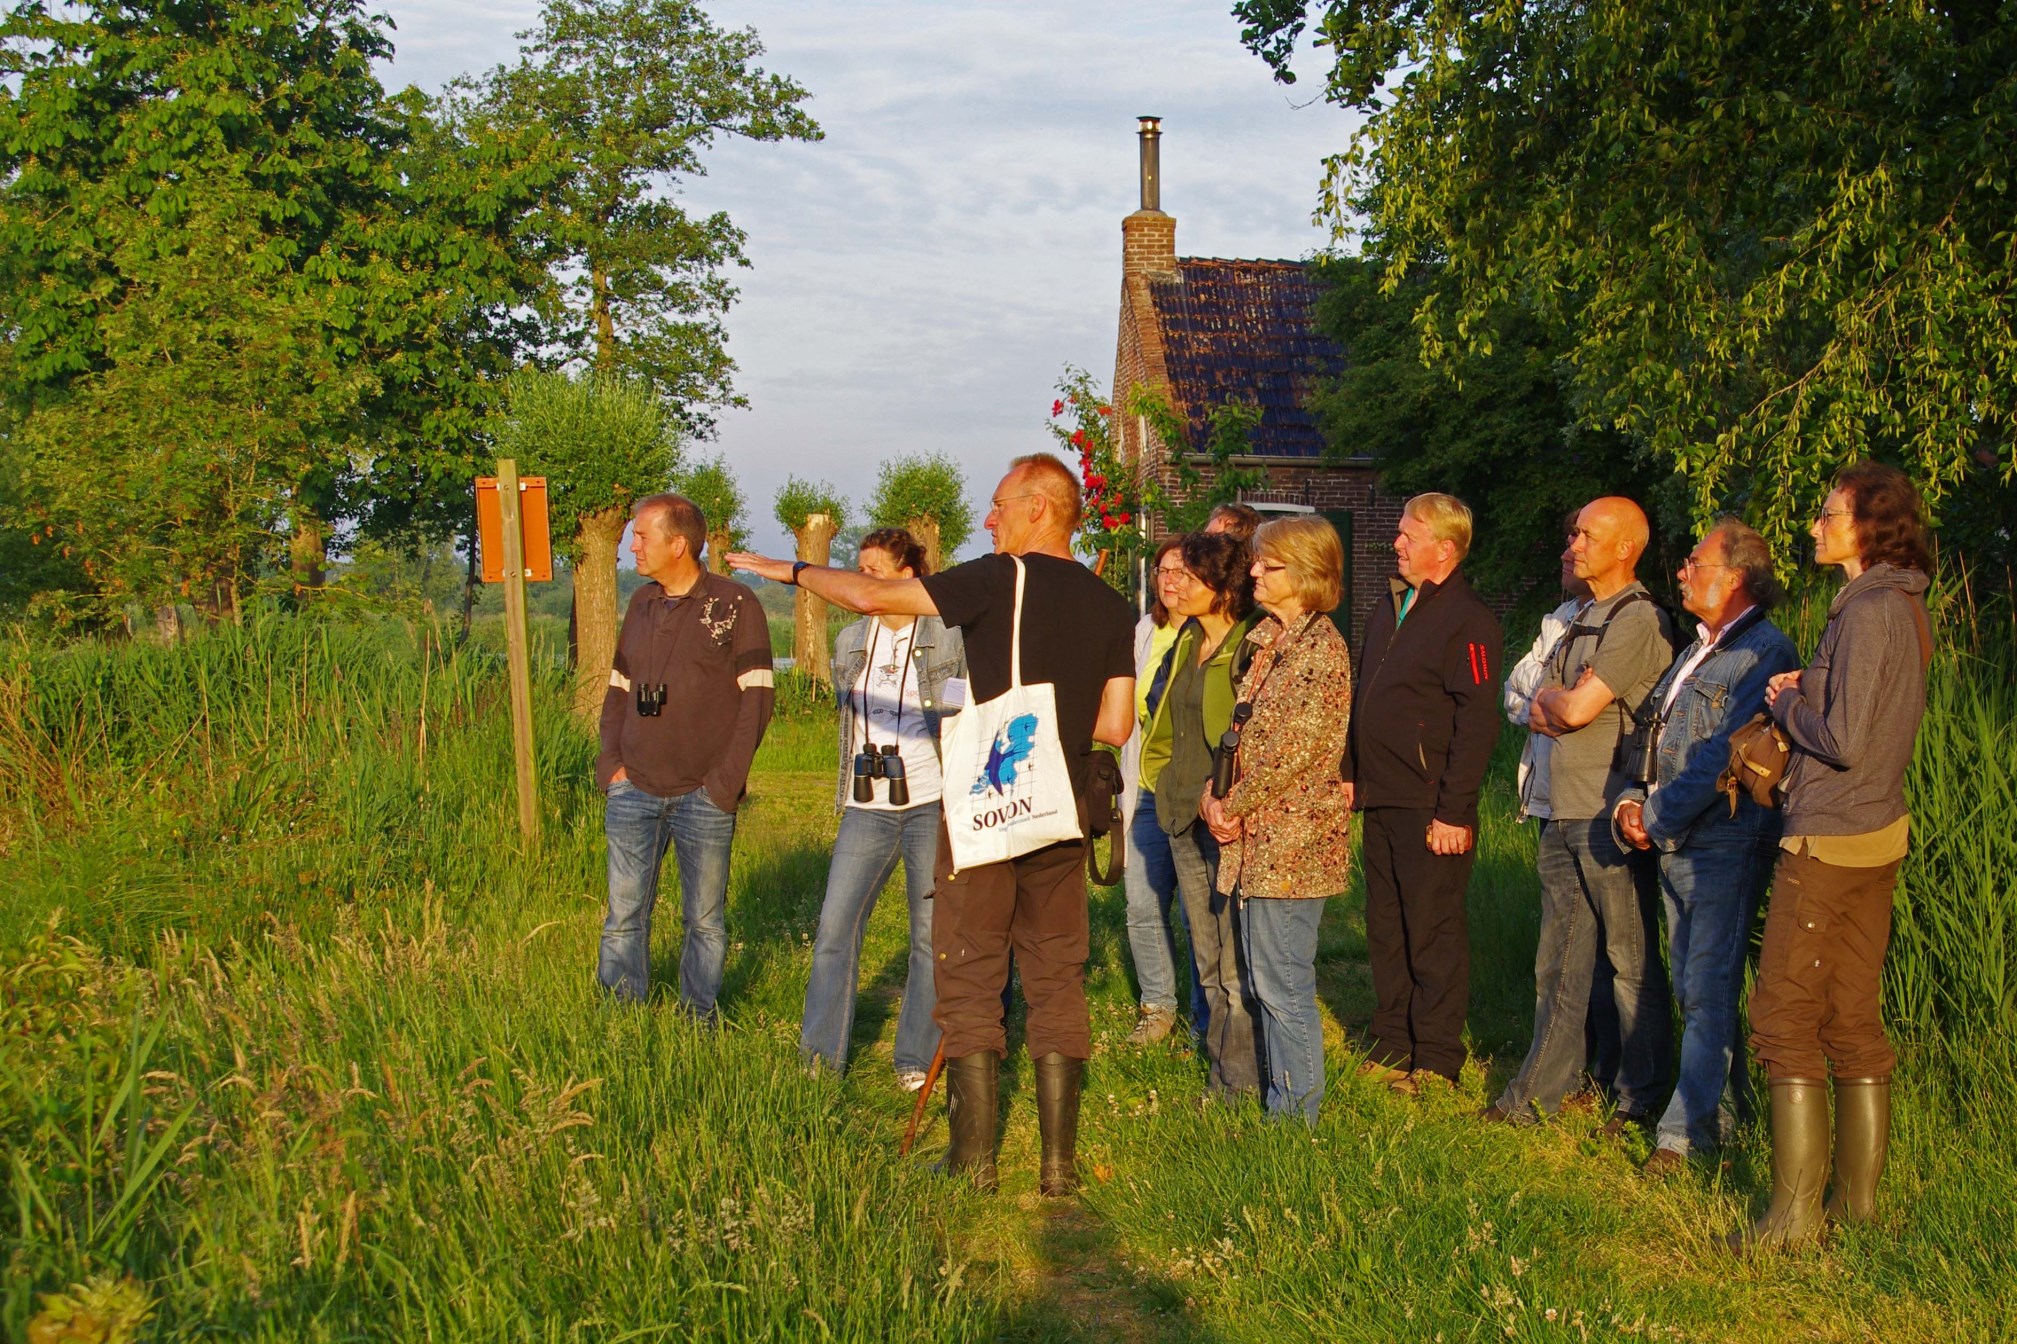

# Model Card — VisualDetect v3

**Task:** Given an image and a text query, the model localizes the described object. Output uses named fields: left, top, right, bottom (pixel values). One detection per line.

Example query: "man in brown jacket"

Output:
left=597, top=493, right=774, bottom=1015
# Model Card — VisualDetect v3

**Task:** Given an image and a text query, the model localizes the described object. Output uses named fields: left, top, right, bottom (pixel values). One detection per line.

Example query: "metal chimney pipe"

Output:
left=1137, top=116, right=1162, bottom=212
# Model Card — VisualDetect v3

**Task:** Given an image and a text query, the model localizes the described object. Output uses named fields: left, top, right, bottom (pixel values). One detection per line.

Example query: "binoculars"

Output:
left=1619, top=700, right=1661, bottom=788
left=852, top=743, right=909, bottom=806
left=1209, top=702, right=1254, bottom=799
left=636, top=682, right=668, bottom=717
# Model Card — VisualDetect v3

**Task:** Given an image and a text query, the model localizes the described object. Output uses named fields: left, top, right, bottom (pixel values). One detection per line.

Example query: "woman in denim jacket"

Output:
left=1614, top=521, right=1799, bottom=1176
left=800, top=528, right=966, bottom=1089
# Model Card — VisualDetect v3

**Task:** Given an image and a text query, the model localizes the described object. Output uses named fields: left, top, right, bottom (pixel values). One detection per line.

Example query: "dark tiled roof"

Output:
left=1146, top=258, right=1343, bottom=459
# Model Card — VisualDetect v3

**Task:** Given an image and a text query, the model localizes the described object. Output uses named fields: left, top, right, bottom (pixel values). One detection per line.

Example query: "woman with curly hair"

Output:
left=1732, top=462, right=1934, bottom=1251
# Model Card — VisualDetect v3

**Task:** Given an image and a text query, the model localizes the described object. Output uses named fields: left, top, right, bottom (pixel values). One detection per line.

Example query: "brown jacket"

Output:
left=1216, top=614, right=1355, bottom=901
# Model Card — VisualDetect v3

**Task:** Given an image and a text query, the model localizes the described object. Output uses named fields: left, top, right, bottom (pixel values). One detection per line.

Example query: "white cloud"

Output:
left=378, top=0, right=1358, bottom=557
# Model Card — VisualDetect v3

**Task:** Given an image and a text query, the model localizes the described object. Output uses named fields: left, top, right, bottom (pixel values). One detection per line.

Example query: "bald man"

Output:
left=729, top=453, right=1134, bottom=1197
left=1484, top=497, right=1676, bottom=1132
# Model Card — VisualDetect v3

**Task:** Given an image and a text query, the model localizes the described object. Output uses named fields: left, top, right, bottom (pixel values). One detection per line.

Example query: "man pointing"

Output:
left=731, top=453, right=1133, bottom=1196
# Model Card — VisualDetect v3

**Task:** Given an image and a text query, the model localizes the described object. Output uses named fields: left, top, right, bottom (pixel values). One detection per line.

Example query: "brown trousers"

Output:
left=931, top=819, right=1091, bottom=1060
left=1748, top=847, right=1902, bottom=1080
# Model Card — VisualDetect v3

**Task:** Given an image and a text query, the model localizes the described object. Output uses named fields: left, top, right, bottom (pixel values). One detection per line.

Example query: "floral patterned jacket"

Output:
left=1215, top=614, right=1354, bottom=901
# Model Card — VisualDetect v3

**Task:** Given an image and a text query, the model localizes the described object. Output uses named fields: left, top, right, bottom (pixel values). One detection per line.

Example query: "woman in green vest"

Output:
left=1140, top=530, right=1264, bottom=1098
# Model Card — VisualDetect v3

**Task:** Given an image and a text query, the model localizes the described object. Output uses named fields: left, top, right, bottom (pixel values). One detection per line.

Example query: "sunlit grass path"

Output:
left=3, top=616, right=2012, bottom=1340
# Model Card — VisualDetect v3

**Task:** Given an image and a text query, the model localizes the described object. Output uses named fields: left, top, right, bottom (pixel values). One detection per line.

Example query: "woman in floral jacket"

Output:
left=1200, top=516, right=1354, bottom=1122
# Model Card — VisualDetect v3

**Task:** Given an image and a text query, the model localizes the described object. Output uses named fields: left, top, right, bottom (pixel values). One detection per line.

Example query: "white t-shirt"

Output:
left=849, top=620, right=943, bottom=809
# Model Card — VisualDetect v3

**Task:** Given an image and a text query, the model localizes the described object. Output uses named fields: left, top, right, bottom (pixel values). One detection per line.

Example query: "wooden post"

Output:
left=497, top=458, right=540, bottom=843
left=793, top=511, right=839, bottom=686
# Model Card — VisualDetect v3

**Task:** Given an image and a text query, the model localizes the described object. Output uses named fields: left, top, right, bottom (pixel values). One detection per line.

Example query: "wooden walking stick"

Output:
left=900, top=1041, right=947, bottom=1155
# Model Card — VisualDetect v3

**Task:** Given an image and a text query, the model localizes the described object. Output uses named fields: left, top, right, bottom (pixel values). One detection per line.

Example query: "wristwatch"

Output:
left=790, top=561, right=810, bottom=585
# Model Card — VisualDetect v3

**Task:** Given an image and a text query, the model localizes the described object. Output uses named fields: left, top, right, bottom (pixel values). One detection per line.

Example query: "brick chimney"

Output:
left=1122, top=116, right=1175, bottom=277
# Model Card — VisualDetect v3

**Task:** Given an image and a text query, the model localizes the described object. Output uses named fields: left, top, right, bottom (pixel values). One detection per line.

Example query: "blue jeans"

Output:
left=1170, top=825, right=1259, bottom=1095
left=1497, top=817, right=1672, bottom=1121
left=801, top=802, right=942, bottom=1075
left=600, top=779, right=738, bottom=1013
left=1125, top=792, right=1206, bottom=1032
left=1243, top=897, right=1327, bottom=1124
left=1655, top=836, right=1774, bottom=1153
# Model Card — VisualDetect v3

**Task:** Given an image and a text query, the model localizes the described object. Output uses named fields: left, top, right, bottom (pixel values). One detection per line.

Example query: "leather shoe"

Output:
left=1598, top=1112, right=1653, bottom=1141
left=1641, top=1147, right=1687, bottom=1180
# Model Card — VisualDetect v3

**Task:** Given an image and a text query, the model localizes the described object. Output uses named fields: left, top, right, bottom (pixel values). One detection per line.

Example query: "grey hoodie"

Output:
left=1773, top=563, right=1931, bottom=836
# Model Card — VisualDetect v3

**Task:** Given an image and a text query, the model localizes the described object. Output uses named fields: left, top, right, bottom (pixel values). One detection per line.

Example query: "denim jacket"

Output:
left=831, top=614, right=966, bottom=809
left=1617, top=606, right=1801, bottom=851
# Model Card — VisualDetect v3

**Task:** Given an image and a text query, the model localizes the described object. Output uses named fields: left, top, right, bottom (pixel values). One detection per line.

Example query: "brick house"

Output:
left=1111, top=117, right=1405, bottom=643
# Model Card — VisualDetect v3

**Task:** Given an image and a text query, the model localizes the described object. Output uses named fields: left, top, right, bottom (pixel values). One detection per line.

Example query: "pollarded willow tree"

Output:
left=866, top=452, right=973, bottom=575
left=774, top=478, right=847, bottom=685
left=677, top=454, right=749, bottom=574
left=491, top=369, right=679, bottom=721
left=1236, top=0, right=2017, bottom=560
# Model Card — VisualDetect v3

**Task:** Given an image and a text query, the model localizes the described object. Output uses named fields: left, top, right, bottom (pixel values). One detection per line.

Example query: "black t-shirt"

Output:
left=920, top=551, right=1134, bottom=796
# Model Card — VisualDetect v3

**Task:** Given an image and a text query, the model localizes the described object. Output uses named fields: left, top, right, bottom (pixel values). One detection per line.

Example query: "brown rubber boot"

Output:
left=1826, top=1076, right=1891, bottom=1225
left=940, top=1053, right=999, bottom=1193
left=1723, top=1077, right=1830, bottom=1253
left=1034, top=1051, right=1084, bottom=1197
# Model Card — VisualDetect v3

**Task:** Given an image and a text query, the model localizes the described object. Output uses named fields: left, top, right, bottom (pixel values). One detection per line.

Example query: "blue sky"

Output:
left=378, top=1, right=1357, bottom=560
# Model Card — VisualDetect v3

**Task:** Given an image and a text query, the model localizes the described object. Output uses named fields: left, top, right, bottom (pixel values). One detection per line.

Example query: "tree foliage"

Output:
left=456, top=0, right=821, bottom=429
left=676, top=453, right=749, bottom=551
left=866, top=453, right=973, bottom=558
left=1236, top=0, right=2017, bottom=561
left=490, top=369, right=680, bottom=562
left=773, top=478, right=848, bottom=536
left=0, top=0, right=548, bottom=618
left=1309, top=256, right=1676, bottom=607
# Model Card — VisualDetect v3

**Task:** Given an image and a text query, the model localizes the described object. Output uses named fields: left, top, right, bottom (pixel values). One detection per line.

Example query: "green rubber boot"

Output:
left=1034, top=1052, right=1084, bottom=1198
left=1826, top=1076, right=1891, bottom=1225
left=941, top=1053, right=999, bottom=1193
left=1724, top=1077, right=1830, bottom=1253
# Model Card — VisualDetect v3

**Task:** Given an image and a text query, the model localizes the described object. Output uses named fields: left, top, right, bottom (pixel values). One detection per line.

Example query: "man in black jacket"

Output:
left=1343, top=493, right=1504, bottom=1090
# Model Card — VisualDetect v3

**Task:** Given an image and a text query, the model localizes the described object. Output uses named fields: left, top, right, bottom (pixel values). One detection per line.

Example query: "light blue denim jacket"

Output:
left=831, top=614, right=966, bottom=809
left=1617, top=606, right=1801, bottom=851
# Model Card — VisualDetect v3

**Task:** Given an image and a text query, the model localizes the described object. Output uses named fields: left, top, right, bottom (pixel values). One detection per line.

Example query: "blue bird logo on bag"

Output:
left=973, top=714, right=1039, bottom=798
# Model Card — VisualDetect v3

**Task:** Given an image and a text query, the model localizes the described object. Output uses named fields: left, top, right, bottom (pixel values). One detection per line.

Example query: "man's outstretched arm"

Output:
left=725, top=552, right=939, bottom=617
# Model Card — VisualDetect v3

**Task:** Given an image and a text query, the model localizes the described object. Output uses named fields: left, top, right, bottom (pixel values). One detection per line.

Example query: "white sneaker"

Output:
left=897, top=1069, right=930, bottom=1093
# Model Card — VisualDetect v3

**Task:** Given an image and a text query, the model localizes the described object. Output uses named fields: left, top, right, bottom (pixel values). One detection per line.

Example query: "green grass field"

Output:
left=3, top=607, right=2013, bottom=1341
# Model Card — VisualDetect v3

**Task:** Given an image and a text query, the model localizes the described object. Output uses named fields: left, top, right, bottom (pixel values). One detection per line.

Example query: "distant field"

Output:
left=2, top=607, right=2012, bottom=1340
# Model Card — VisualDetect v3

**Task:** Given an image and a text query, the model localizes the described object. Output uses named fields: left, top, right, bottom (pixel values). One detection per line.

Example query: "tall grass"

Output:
left=3, top=590, right=2014, bottom=1341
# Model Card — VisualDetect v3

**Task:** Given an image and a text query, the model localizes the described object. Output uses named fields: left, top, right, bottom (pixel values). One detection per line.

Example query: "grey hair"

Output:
left=1711, top=517, right=1784, bottom=611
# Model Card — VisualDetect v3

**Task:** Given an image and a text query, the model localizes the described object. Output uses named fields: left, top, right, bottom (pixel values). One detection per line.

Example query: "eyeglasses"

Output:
left=1816, top=508, right=1854, bottom=523
left=1680, top=557, right=1734, bottom=576
left=988, top=493, right=1039, bottom=513
left=1155, top=566, right=1192, bottom=583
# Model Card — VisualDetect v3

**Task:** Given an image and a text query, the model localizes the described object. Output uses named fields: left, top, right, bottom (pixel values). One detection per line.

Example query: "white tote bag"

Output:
left=940, top=556, right=1084, bottom=870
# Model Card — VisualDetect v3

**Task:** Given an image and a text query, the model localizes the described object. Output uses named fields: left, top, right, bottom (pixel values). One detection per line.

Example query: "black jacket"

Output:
left=1342, top=568, right=1504, bottom=829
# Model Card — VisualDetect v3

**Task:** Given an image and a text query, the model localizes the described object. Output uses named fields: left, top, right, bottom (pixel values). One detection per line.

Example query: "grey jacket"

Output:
left=1772, top=563, right=1931, bottom=836
left=831, top=614, right=966, bottom=809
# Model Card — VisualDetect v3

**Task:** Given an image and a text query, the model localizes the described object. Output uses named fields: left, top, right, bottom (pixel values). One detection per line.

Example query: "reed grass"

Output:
left=2, top=590, right=2012, bottom=1340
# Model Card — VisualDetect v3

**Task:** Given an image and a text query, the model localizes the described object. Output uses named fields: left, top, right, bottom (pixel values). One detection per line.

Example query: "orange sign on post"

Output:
left=476, top=475, right=554, bottom=583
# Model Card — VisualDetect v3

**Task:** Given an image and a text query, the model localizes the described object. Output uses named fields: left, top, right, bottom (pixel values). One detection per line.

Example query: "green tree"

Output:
left=774, top=478, right=847, bottom=684
left=867, top=452, right=973, bottom=573
left=677, top=453, right=749, bottom=573
left=0, top=0, right=550, bottom=620
left=1308, top=256, right=1676, bottom=610
left=457, top=0, right=821, bottom=424
left=491, top=369, right=680, bottom=720
left=1236, top=0, right=2017, bottom=559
